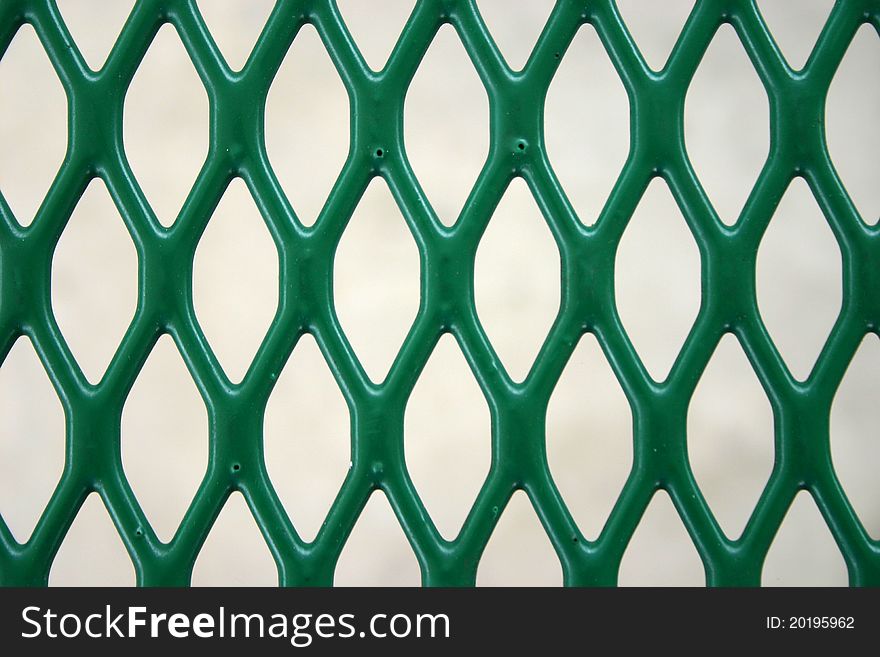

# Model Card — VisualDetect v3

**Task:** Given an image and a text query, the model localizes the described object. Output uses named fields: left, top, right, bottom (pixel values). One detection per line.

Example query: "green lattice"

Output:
left=1, top=0, right=878, bottom=586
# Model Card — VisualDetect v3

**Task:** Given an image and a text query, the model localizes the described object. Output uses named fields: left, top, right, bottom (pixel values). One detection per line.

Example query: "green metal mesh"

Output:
left=0, top=0, right=878, bottom=587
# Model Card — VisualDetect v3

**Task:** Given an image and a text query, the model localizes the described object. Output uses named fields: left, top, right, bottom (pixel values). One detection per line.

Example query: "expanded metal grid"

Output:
left=0, top=0, right=878, bottom=586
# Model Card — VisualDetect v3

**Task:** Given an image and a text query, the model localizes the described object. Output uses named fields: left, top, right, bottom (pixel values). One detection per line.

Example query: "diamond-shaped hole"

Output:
left=264, top=334, right=350, bottom=542
left=124, top=24, right=208, bottom=227
left=0, top=24, right=67, bottom=228
left=197, top=0, right=274, bottom=71
left=49, top=493, right=134, bottom=586
left=831, top=334, right=880, bottom=539
left=405, top=25, right=488, bottom=227
left=474, top=179, right=560, bottom=383
left=615, top=178, right=701, bottom=381
left=476, top=0, right=555, bottom=71
left=826, top=25, right=880, bottom=226
left=547, top=334, right=632, bottom=540
left=476, top=491, right=561, bottom=586
left=618, top=490, right=704, bottom=586
left=762, top=491, right=847, bottom=586
left=757, top=0, right=834, bottom=70
left=685, top=24, right=769, bottom=225
left=687, top=334, right=774, bottom=539
left=193, top=178, right=279, bottom=383
left=0, top=337, right=64, bottom=543
left=333, top=178, right=420, bottom=383
left=336, top=0, right=414, bottom=71
left=756, top=177, right=841, bottom=381
left=266, top=24, right=350, bottom=227
left=335, top=490, right=420, bottom=586
left=122, top=335, right=207, bottom=543
left=545, top=24, right=629, bottom=226
left=56, top=0, right=134, bottom=70
left=192, top=492, right=277, bottom=586
left=404, top=334, right=490, bottom=540
left=616, top=0, right=694, bottom=71
left=51, top=178, right=137, bottom=384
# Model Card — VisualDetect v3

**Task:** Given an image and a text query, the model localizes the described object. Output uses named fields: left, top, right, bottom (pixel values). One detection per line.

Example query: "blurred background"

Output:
left=0, top=0, right=877, bottom=586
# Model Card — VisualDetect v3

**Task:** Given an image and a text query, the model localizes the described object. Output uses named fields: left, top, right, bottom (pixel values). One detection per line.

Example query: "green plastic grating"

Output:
left=0, top=0, right=878, bottom=586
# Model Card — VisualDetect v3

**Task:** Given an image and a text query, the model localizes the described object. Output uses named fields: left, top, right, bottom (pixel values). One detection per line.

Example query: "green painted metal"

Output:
left=0, top=0, right=878, bottom=587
